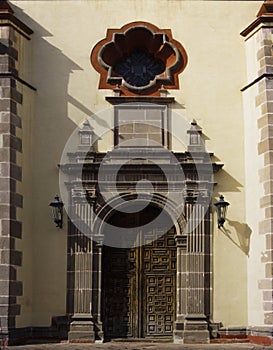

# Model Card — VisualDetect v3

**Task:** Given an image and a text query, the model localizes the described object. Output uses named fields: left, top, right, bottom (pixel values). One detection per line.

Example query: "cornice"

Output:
left=0, top=1, right=33, bottom=39
left=241, top=15, right=273, bottom=38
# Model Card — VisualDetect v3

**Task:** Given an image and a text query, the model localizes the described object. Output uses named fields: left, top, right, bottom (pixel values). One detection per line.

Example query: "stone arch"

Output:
left=92, top=191, right=186, bottom=241
left=98, top=193, right=181, bottom=340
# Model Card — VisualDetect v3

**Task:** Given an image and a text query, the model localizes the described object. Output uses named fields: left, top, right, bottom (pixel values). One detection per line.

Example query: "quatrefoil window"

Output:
left=91, top=22, right=188, bottom=95
left=114, top=50, right=165, bottom=87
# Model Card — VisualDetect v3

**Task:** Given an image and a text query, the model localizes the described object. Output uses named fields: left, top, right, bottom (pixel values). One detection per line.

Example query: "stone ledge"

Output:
left=219, top=326, right=248, bottom=337
left=218, top=325, right=273, bottom=346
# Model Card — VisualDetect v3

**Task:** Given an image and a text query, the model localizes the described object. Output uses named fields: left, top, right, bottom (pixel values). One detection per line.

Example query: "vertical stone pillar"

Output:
left=64, top=120, right=98, bottom=342
left=174, top=200, right=211, bottom=344
left=67, top=202, right=95, bottom=342
left=66, top=120, right=97, bottom=342
left=241, top=2, right=273, bottom=341
left=182, top=203, right=210, bottom=344
left=256, top=65, right=273, bottom=326
left=92, top=242, right=104, bottom=342
left=174, top=122, right=212, bottom=344
left=0, top=1, right=32, bottom=345
left=173, top=234, right=187, bottom=343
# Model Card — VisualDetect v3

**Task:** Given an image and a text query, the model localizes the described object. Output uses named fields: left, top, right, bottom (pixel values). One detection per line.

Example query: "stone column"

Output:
left=64, top=119, right=98, bottom=342
left=0, top=1, right=32, bottom=345
left=174, top=200, right=211, bottom=344
left=92, top=241, right=104, bottom=342
left=182, top=203, right=210, bottom=344
left=67, top=201, right=95, bottom=342
left=173, top=234, right=187, bottom=343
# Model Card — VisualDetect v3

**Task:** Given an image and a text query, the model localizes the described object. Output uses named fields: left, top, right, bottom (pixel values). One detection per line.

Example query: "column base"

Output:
left=94, top=321, right=104, bottom=342
left=173, top=318, right=185, bottom=343
left=182, top=330, right=210, bottom=344
left=173, top=315, right=210, bottom=344
left=68, top=315, right=95, bottom=343
left=182, top=314, right=210, bottom=344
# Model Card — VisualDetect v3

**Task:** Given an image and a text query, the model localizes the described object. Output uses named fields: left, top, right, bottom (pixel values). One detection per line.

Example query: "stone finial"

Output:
left=187, top=120, right=205, bottom=152
left=189, top=119, right=202, bottom=132
left=78, top=120, right=94, bottom=152
left=113, top=84, right=121, bottom=96
left=159, top=85, right=168, bottom=97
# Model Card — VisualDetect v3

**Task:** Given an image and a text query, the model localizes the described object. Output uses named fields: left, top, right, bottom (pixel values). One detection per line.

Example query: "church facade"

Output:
left=1, top=0, right=273, bottom=345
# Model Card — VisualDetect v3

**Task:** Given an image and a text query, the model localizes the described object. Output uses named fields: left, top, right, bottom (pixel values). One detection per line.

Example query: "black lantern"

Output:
left=49, top=195, right=64, bottom=228
left=214, top=195, right=230, bottom=228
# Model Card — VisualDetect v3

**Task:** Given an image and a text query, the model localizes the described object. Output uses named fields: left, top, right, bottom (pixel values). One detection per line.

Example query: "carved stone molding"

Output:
left=91, top=21, right=188, bottom=96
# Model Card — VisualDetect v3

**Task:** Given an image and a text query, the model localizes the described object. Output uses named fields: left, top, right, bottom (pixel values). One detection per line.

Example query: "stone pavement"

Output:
left=5, top=342, right=273, bottom=350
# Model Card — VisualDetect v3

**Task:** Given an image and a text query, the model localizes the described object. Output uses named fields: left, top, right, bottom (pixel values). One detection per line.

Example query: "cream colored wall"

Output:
left=242, top=27, right=269, bottom=325
left=243, top=82, right=265, bottom=326
left=10, top=0, right=262, bottom=327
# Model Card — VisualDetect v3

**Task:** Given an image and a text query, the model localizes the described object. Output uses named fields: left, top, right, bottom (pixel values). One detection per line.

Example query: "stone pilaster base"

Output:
left=173, top=320, right=184, bottom=343
left=173, top=315, right=210, bottom=344
left=182, top=315, right=210, bottom=344
left=68, top=315, right=95, bottom=343
left=94, top=321, right=104, bottom=342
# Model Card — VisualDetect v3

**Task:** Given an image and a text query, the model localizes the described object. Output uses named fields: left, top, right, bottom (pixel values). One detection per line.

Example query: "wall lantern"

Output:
left=214, top=195, right=230, bottom=228
left=49, top=195, right=64, bottom=228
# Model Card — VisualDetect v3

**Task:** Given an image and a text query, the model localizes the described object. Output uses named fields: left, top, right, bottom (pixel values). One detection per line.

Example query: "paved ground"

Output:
left=5, top=342, right=273, bottom=350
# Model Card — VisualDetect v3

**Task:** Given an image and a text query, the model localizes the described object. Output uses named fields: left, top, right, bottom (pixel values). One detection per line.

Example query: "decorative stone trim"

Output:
left=91, top=21, right=188, bottom=96
left=61, top=112, right=221, bottom=343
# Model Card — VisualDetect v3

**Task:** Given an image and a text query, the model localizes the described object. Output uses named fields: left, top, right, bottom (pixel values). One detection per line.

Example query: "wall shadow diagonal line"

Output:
left=214, top=170, right=243, bottom=192
left=67, top=94, right=111, bottom=129
left=221, top=221, right=252, bottom=256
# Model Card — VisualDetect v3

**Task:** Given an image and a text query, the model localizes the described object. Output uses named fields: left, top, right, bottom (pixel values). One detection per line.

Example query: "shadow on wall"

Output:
left=9, top=2, right=109, bottom=328
left=11, top=3, right=81, bottom=158
left=67, top=94, right=110, bottom=130
left=11, top=3, right=112, bottom=145
left=214, top=170, right=243, bottom=193
left=213, top=168, right=251, bottom=255
left=221, top=220, right=252, bottom=256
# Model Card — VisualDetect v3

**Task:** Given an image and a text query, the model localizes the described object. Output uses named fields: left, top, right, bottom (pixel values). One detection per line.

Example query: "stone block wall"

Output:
left=0, top=2, right=32, bottom=344
left=242, top=12, right=273, bottom=343
left=254, top=29, right=273, bottom=328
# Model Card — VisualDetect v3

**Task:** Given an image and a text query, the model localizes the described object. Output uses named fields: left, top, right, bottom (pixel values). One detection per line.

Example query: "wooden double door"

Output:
left=102, top=228, right=176, bottom=340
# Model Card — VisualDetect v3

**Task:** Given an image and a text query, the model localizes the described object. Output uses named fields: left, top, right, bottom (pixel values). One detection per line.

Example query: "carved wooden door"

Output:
left=102, top=246, right=137, bottom=339
left=102, top=228, right=176, bottom=340
left=142, top=228, right=176, bottom=338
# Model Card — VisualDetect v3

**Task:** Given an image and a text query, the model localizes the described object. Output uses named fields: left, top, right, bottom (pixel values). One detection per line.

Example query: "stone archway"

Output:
left=62, top=121, right=221, bottom=343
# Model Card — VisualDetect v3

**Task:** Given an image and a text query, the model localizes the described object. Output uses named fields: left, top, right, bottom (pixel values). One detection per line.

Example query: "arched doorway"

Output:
left=101, top=204, right=177, bottom=341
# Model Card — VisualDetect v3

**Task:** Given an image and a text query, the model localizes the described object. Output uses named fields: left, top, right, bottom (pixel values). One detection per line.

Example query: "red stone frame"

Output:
left=90, top=21, right=188, bottom=96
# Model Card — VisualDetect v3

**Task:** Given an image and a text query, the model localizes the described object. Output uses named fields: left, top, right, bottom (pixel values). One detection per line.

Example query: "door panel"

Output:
left=102, top=247, right=137, bottom=338
left=143, top=229, right=176, bottom=337
left=102, top=228, right=176, bottom=340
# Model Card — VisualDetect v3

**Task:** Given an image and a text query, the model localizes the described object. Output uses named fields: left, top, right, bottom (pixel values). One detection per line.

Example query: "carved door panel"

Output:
left=142, top=228, right=176, bottom=338
left=102, top=228, right=176, bottom=340
left=102, top=247, right=137, bottom=339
